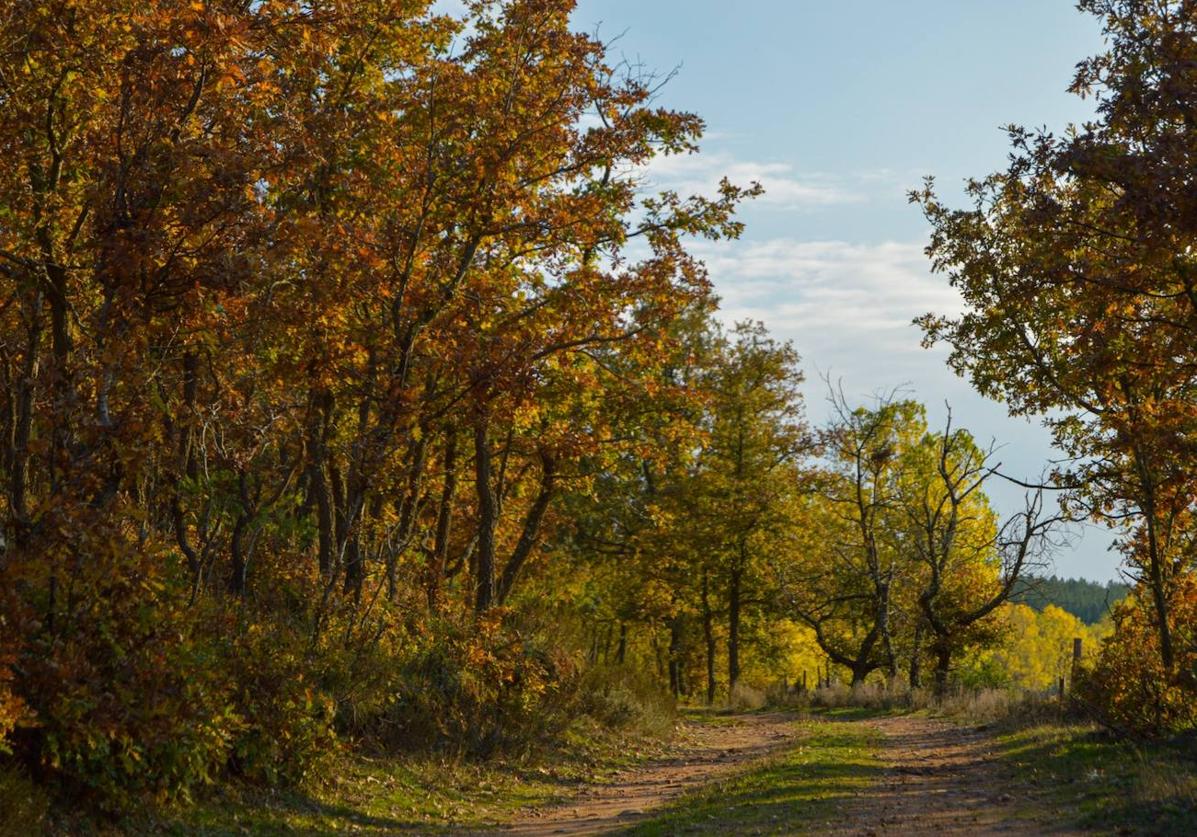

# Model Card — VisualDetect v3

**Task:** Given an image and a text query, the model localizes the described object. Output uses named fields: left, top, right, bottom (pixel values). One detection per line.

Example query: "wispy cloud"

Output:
left=644, top=152, right=865, bottom=209
left=691, top=237, right=964, bottom=393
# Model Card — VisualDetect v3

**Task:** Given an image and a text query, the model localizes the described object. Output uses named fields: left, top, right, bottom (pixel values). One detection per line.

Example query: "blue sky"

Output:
left=565, top=1, right=1123, bottom=582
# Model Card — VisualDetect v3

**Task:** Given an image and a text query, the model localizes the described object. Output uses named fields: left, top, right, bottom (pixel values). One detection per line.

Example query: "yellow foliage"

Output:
left=983, top=603, right=1109, bottom=691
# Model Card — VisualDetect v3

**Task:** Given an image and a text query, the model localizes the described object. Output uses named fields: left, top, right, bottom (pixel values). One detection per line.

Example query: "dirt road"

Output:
left=497, top=712, right=800, bottom=835
left=820, top=714, right=1065, bottom=835
left=493, top=712, right=1071, bottom=836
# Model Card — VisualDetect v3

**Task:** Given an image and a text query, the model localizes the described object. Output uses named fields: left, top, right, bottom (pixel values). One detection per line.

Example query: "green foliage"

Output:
left=379, top=614, right=581, bottom=756
left=224, top=615, right=337, bottom=788
left=1012, top=576, right=1130, bottom=625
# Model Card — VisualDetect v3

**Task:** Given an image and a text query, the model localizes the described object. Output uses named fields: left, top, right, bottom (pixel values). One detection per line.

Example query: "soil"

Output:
left=818, top=714, right=1071, bottom=836
left=495, top=711, right=801, bottom=835
left=493, top=712, right=1070, bottom=836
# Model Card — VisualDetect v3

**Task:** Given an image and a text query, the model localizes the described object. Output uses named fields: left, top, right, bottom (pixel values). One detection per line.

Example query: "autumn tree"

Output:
left=0, top=0, right=762, bottom=801
left=898, top=412, right=1061, bottom=693
left=912, top=0, right=1197, bottom=681
left=786, top=396, right=923, bottom=685
left=689, top=321, right=809, bottom=694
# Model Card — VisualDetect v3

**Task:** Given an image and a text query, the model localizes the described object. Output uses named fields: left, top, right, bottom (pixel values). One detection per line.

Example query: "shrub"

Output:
left=810, top=681, right=908, bottom=711
left=576, top=664, right=676, bottom=735
left=728, top=682, right=766, bottom=712
left=224, top=612, right=337, bottom=787
left=0, top=611, right=33, bottom=756
left=7, top=528, right=238, bottom=811
left=0, top=763, right=49, bottom=837
left=1077, top=574, right=1197, bottom=736
left=379, top=612, right=581, bottom=756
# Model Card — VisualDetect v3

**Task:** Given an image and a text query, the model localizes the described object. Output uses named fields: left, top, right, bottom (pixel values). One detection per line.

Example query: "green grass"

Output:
left=623, top=719, right=882, bottom=836
left=109, top=719, right=677, bottom=835
left=811, top=705, right=913, bottom=721
left=994, top=723, right=1197, bottom=835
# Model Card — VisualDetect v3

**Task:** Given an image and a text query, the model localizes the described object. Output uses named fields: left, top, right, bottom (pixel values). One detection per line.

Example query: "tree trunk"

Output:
left=495, top=450, right=556, bottom=605
left=668, top=616, right=682, bottom=698
left=425, top=429, right=458, bottom=610
left=850, top=662, right=870, bottom=687
left=909, top=620, right=924, bottom=689
left=877, top=580, right=897, bottom=679
left=1144, top=517, right=1175, bottom=672
left=728, top=566, right=742, bottom=692
left=307, top=391, right=334, bottom=577
left=933, top=643, right=952, bottom=697
left=228, top=470, right=252, bottom=596
left=7, top=294, right=41, bottom=539
left=473, top=416, right=496, bottom=614
left=702, top=571, right=717, bottom=705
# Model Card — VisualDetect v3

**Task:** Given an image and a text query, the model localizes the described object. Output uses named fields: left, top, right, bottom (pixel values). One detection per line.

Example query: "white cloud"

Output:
left=643, top=152, right=864, bottom=209
left=694, top=237, right=961, bottom=368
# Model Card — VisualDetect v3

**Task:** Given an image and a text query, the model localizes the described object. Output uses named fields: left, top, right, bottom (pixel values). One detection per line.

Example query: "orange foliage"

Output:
left=1080, top=573, right=1197, bottom=736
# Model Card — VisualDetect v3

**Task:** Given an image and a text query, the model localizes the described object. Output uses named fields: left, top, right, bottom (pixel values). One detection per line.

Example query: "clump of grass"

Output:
left=808, top=681, right=909, bottom=711
left=1132, top=759, right=1197, bottom=815
left=917, top=687, right=1064, bottom=727
left=729, top=682, right=767, bottom=712
left=576, top=664, right=677, bottom=738
left=798, top=682, right=1067, bottom=729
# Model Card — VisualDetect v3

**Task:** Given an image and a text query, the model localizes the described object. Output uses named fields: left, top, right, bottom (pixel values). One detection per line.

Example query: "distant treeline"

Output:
left=1012, top=576, right=1130, bottom=625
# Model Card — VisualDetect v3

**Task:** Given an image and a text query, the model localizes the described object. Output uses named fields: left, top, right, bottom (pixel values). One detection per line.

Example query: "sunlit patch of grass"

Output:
left=994, top=723, right=1197, bottom=835
left=813, top=705, right=910, bottom=721
left=624, top=719, right=882, bottom=836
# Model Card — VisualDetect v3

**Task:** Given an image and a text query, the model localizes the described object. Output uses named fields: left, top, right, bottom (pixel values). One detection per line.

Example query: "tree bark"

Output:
left=728, top=566, right=742, bottom=692
left=473, top=416, right=497, bottom=614
left=425, top=429, right=458, bottom=610
left=702, top=570, right=717, bottom=705
left=668, top=616, right=683, bottom=698
left=933, top=642, right=952, bottom=697
left=909, top=620, right=924, bottom=689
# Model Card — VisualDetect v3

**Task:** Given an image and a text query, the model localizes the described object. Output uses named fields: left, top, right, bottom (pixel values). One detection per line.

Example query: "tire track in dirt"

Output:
left=493, top=712, right=800, bottom=836
left=818, top=715, right=1073, bottom=836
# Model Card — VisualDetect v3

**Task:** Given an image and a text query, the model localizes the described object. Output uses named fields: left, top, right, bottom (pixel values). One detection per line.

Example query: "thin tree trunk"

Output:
left=668, top=616, right=682, bottom=698
left=702, top=571, right=717, bottom=705
left=728, top=566, right=742, bottom=691
left=933, top=643, right=952, bottom=697
left=426, top=429, right=458, bottom=610
left=473, top=416, right=497, bottom=614
left=909, top=620, right=924, bottom=689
